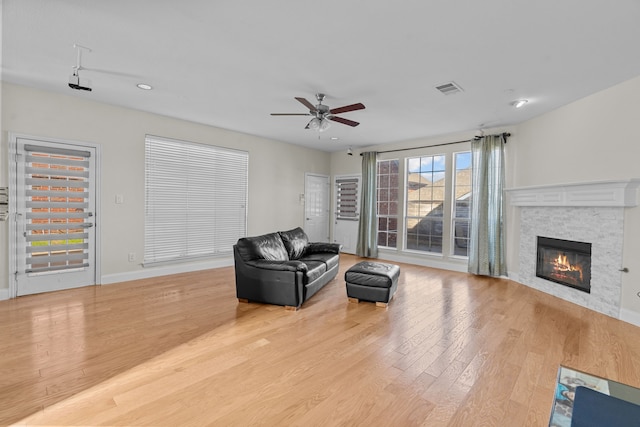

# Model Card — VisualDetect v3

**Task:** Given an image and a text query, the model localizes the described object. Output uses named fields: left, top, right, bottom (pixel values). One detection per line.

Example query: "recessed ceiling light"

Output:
left=512, top=99, right=528, bottom=108
left=330, top=137, right=339, bottom=140
left=137, top=83, right=153, bottom=90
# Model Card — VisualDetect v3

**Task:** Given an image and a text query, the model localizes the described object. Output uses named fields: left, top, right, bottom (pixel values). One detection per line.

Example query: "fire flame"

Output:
left=553, top=254, right=583, bottom=281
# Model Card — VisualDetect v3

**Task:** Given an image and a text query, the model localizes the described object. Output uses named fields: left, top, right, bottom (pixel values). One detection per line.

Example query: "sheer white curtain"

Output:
left=468, top=134, right=507, bottom=276
left=356, top=151, right=378, bottom=258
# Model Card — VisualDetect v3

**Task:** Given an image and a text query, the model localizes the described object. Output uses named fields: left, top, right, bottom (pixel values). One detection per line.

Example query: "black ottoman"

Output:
left=345, top=261, right=400, bottom=307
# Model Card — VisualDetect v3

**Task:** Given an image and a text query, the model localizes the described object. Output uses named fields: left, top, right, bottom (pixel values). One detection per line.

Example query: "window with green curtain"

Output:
left=144, top=135, right=248, bottom=264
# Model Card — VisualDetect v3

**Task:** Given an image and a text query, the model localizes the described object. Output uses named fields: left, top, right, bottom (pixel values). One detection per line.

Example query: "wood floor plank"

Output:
left=2, top=253, right=640, bottom=426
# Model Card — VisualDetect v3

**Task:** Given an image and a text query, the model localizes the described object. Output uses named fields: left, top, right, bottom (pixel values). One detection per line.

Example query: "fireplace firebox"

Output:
left=536, top=236, right=592, bottom=293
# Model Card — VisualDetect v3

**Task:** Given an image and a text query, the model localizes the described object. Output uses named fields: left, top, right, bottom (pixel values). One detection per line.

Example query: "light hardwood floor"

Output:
left=2, top=254, right=640, bottom=426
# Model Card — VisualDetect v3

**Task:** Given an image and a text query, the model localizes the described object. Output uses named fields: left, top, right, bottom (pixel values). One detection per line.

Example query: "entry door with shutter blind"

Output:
left=334, top=175, right=360, bottom=254
left=14, top=137, right=97, bottom=296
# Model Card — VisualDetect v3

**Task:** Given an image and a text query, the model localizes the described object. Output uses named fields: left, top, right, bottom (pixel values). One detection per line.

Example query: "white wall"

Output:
left=508, top=75, right=640, bottom=322
left=0, top=83, right=330, bottom=290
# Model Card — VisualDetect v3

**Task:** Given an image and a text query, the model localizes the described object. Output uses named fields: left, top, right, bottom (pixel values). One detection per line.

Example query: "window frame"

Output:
left=404, top=154, right=447, bottom=254
left=451, top=151, right=472, bottom=258
left=376, top=159, right=400, bottom=249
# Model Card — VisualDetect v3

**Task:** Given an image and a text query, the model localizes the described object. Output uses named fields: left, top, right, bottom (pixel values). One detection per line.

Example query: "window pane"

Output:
left=456, top=152, right=472, bottom=170
left=387, top=232, right=397, bottom=248
left=453, top=219, right=470, bottom=256
left=388, top=201, right=398, bottom=216
left=407, top=157, right=421, bottom=172
left=379, top=161, right=389, bottom=174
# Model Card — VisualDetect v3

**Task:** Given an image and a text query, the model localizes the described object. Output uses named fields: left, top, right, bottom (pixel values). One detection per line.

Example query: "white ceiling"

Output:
left=3, top=0, right=640, bottom=152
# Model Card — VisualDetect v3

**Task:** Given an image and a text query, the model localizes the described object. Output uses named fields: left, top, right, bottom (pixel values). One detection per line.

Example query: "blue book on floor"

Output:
left=571, top=386, right=640, bottom=427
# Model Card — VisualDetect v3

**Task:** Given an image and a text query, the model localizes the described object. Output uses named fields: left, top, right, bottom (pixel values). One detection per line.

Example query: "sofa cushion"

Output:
left=300, top=260, right=327, bottom=284
left=278, top=227, right=309, bottom=260
left=300, top=253, right=339, bottom=271
left=235, top=232, right=289, bottom=261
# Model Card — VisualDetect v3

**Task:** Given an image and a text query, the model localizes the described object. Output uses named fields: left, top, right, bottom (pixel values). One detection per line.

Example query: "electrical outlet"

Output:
left=128, top=252, right=135, bottom=262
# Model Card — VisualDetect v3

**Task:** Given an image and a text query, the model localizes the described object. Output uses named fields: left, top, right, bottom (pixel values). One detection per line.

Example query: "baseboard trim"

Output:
left=0, top=288, right=9, bottom=301
left=619, top=308, right=640, bottom=327
left=101, top=257, right=234, bottom=285
left=376, top=250, right=468, bottom=273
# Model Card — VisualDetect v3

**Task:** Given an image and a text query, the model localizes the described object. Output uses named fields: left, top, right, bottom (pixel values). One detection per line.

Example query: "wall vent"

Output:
left=435, top=81, right=464, bottom=95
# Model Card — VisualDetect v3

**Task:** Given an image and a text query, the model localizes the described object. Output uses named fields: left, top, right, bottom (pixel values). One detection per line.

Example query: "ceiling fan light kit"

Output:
left=271, top=93, right=365, bottom=132
left=307, top=117, right=331, bottom=132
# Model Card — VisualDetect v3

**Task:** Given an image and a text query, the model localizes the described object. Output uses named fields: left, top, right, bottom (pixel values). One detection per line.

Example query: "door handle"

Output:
left=80, top=223, right=94, bottom=228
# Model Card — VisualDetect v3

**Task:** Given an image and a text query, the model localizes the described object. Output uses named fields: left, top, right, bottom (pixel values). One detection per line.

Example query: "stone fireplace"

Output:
left=507, top=180, right=640, bottom=318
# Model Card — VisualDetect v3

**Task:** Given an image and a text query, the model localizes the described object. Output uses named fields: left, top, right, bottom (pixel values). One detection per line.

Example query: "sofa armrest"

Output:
left=306, top=242, right=342, bottom=254
left=245, top=259, right=308, bottom=273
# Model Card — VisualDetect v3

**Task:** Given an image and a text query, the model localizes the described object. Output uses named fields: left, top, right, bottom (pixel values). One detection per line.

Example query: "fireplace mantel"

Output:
left=505, top=179, right=640, bottom=207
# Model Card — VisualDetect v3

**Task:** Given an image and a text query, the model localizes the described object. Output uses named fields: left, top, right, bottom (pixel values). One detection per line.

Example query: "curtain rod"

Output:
left=362, top=132, right=510, bottom=155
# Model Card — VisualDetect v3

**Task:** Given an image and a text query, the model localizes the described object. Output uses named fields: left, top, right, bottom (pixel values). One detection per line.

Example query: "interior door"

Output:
left=304, top=173, right=330, bottom=242
left=334, top=175, right=360, bottom=254
left=14, top=137, right=97, bottom=296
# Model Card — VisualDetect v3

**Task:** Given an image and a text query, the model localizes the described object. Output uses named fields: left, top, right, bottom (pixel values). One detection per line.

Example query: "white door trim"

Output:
left=8, top=133, right=102, bottom=298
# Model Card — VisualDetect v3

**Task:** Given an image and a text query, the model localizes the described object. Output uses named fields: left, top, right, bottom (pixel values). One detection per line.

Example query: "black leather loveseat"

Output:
left=233, top=227, right=341, bottom=310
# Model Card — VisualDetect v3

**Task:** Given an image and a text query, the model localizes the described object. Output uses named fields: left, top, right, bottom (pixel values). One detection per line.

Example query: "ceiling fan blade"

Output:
left=270, top=113, right=311, bottom=116
left=329, top=103, right=365, bottom=115
left=295, top=97, right=318, bottom=112
left=330, top=116, right=360, bottom=127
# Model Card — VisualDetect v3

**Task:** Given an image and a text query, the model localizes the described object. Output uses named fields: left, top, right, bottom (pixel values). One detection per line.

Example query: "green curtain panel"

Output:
left=356, top=151, right=378, bottom=258
left=468, top=134, right=507, bottom=276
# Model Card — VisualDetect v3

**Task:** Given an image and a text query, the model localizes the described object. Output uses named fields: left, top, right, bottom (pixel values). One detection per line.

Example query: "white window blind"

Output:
left=336, top=177, right=359, bottom=220
left=144, top=135, right=248, bottom=264
left=23, top=144, right=92, bottom=273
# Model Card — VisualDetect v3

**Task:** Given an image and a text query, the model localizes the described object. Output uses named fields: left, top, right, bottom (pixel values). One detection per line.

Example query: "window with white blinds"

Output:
left=144, top=135, right=248, bottom=264
left=336, top=177, right=359, bottom=220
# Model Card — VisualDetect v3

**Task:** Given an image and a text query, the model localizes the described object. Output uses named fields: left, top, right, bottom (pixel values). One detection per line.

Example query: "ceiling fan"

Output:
left=271, top=94, right=365, bottom=132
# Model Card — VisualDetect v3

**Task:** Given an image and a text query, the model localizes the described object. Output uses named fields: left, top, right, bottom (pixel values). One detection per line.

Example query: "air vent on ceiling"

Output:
left=435, top=81, right=464, bottom=95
